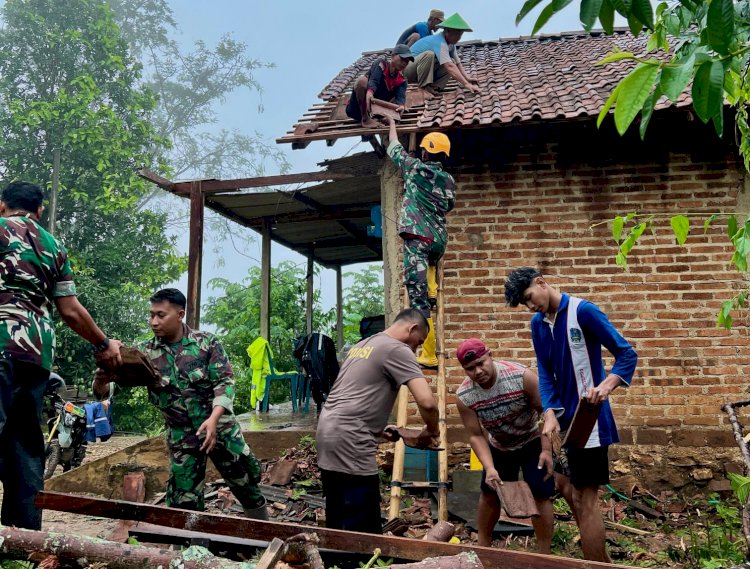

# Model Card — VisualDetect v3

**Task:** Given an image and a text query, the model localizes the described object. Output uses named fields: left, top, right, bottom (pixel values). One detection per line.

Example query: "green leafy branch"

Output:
left=598, top=211, right=750, bottom=328
left=518, top=0, right=750, bottom=162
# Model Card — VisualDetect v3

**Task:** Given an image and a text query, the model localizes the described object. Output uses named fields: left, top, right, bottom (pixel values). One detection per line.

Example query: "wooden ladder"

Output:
left=388, top=259, right=449, bottom=522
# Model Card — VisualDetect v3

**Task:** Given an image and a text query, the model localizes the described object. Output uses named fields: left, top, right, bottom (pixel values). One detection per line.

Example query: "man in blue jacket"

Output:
left=504, top=267, right=637, bottom=563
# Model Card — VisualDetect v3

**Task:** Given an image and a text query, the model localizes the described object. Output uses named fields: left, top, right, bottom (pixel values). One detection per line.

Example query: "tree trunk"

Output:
left=0, top=525, right=253, bottom=569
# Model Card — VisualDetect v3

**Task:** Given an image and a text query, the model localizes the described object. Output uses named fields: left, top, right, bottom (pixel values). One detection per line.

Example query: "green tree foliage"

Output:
left=0, top=0, right=185, bottom=388
left=107, top=0, right=290, bottom=181
left=203, top=261, right=334, bottom=412
left=342, top=264, right=385, bottom=345
left=518, top=0, right=750, bottom=328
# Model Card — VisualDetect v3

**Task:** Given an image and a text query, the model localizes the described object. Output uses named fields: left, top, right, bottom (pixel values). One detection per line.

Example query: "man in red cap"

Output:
left=455, top=338, right=559, bottom=553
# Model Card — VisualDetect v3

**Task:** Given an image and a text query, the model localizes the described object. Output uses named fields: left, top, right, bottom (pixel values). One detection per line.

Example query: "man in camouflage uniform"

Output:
left=0, top=180, right=122, bottom=529
left=139, top=288, right=267, bottom=518
left=386, top=115, right=456, bottom=367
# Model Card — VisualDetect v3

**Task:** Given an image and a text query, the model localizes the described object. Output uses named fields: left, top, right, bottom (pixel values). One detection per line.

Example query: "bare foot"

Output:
left=361, top=117, right=380, bottom=128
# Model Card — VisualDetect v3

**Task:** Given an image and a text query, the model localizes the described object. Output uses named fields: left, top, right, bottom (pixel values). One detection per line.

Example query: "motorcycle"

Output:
left=43, top=373, right=88, bottom=480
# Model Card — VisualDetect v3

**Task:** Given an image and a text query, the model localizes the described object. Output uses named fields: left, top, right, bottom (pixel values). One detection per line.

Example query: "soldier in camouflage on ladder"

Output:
left=386, top=115, right=456, bottom=367
left=0, top=181, right=122, bottom=530
left=138, top=288, right=267, bottom=519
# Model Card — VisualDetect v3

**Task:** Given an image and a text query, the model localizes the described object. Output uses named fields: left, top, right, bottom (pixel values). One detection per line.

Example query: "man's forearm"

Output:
left=208, top=405, right=224, bottom=422
left=57, top=298, right=106, bottom=345
left=388, top=118, right=398, bottom=143
left=418, top=404, right=439, bottom=434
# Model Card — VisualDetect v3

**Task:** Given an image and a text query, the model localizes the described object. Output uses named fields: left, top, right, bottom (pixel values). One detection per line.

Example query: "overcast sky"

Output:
left=165, top=0, right=621, bottom=318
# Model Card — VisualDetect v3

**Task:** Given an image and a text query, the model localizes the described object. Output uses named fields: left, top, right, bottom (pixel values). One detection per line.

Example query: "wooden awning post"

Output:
left=335, top=266, right=344, bottom=351
left=260, top=219, right=272, bottom=341
left=306, top=254, right=314, bottom=335
left=186, top=181, right=204, bottom=330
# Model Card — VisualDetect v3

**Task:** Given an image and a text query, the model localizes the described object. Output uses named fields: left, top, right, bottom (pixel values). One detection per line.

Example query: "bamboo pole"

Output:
left=389, top=287, right=412, bottom=520
left=436, top=259, right=448, bottom=522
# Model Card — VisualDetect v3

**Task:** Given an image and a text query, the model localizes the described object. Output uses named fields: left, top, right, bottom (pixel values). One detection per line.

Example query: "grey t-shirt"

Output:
left=316, top=332, right=424, bottom=476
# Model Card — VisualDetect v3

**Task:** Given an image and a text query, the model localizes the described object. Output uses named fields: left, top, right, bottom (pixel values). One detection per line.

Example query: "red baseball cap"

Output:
left=456, top=338, right=488, bottom=366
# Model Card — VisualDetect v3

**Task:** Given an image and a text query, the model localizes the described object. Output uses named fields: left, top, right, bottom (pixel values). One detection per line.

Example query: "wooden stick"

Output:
left=256, top=538, right=285, bottom=569
left=436, top=259, right=448, bottom=522
left=603, top=521, right=649, bottom=536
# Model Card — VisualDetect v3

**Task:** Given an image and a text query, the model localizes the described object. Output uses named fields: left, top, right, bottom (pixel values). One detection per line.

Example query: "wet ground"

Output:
left=236, top=401, right=318, bottom=432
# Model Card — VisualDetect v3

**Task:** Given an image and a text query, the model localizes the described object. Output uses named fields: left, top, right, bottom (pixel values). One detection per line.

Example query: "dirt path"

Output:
left=0, top=434, right=145, bottom=538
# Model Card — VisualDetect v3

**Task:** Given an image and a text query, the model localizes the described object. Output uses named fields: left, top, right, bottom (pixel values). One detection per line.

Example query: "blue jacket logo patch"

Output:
left=569, top=328, right=583, bottom=344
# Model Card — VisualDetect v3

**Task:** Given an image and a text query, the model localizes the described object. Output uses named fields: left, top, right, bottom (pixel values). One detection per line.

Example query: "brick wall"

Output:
left=406, top=113, right=750, bottom=488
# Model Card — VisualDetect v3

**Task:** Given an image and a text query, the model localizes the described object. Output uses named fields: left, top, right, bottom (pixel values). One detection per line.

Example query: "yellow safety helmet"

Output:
left=420, top=132, right=451, bottom=157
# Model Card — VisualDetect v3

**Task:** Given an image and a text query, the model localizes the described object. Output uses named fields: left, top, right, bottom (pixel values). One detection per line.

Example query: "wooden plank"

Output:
left=260, top=219, right=271, bottom=342
left=186, top=180, right=204, bottom=330
left=335, top=266, right=344, bottom=351
left=137, top=168, right=175, bottom=190
left=256, top=538, right=285, bottom=569
left=36, top=491, right=629, bottom=568
left=306, top=255, right=314, bottom=335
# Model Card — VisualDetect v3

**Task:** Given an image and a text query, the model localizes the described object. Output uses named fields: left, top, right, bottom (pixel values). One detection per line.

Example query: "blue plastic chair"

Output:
left=261, top=345, right=303, bottom=412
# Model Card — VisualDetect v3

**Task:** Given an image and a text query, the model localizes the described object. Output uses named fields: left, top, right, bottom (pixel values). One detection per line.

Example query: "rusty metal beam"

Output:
left=36, top=491, right=628, bottom=569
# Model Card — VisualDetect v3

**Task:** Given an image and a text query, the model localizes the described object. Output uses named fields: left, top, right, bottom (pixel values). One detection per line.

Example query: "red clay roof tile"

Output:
left=279, top=29, right=688, bottom=147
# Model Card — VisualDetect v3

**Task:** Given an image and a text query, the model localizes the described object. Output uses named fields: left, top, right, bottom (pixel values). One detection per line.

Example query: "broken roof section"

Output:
left=278, top=29, right=691, bottom=148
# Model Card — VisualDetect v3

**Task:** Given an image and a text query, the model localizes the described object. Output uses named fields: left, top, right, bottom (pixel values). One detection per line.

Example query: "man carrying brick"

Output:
left=316, top=308, right=439, bottom=533
left=138, top=288, right=268, bottom=520
left=385, top=115, right=455, bottom=367
left=504, top=267, right=638, bottom=562
left=455, top=338, right=556, bottom=553
left=404, top=12, right=479, bottom=96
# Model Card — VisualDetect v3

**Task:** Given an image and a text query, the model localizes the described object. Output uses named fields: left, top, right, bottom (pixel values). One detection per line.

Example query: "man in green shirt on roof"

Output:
left=386, top=116, right=456, bottom=367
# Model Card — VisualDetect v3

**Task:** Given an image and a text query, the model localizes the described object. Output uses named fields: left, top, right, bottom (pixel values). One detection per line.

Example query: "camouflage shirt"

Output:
left=0, top=214, right=77, bottom=370
left=139, top=324, right=235, bottom=429
left=388, top=140, right=456, bottom=247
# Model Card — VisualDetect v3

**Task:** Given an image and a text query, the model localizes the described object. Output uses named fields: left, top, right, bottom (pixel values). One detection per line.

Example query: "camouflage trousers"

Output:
left=165, top=416, right=263, bottom=511
left=403, top=237, right=445, bottom=319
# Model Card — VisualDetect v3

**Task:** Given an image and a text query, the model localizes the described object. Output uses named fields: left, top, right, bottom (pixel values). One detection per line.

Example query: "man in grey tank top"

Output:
left=455, top=338, right=558, bottom=553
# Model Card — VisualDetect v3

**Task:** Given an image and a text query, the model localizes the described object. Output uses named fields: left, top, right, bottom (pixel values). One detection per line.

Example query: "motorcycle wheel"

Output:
left=44, top=440, right=60, bottom=480
left=71, top=441, right=87, bottom=469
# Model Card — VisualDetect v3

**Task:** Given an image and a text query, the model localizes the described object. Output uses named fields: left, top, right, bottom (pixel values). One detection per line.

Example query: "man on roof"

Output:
left=395, top=9, right=444, bottom=47
left=385, top=115, right=455, bottom=368
left=346, top=44, right=414, bottom=128
left=405, top=12, right=479, bottom=96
